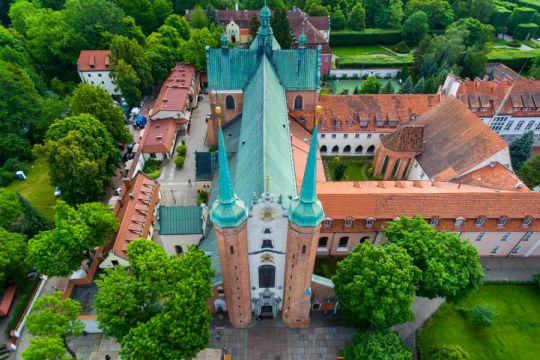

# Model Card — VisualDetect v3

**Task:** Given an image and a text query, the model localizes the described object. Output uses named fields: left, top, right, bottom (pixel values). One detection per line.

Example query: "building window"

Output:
left=501, top=232, right=510, bottom=241
left=536, top=122, right=540, bottom=130
left=175, top=245, right=183, bottom=254
left=343, top=134, right=348, bottom=139
left=402, top=158, right=412, bottom=178
left=111, top=260, right=119, bottom=266
left=491, top=246, right=500, bottom=254
left=318, top=237, right=328, bottom=249
left=379, top=134, right=384, bottom=138
left=355, top=145, right=363, bottom=154
left=331, top=145, right=339, bottom=153
left=230, top=246, right=234, bottom=254
left=367, top=134, right=372, bottom=139
left=455, top=217, right=464, bottom=226
left=302, top=245, right=306, bottom=254
left=258, top=265, right=275, bottom=288
left=338, top=237, right=349, bottom=249
left=498, top=217, right=508, bottom=227
left=261, top=239, right=273, bottom=249
left=355, top=133, right=360, bottom=138
left=263, top=227, right=272, bottom=234
left=525, top=120, right=535, bottom=130
left=323, top=219, right=332, bottom=227
left=331, top=134, right=336, bottom=139
left=360, top=121, right=368, bottom=127
left=504, top=121, right=514, bottom=130
left=430, top=217, right=439, bottom=227
left=381, top=156, right=389, bottom=177
left=476, top=232, right=485, bottom=241
left=320, top=145, right=327, bottom=153
left=511, top=246, right=521, bottom=254
left=523, top=232, right=532, bottom=241
left=367, top=145, right=375, bottom=153
left=475, top=217, right=485, bottom=227
left=515, top=120, right=525, bottom=130
left=345, top=218, right=353, bottom=227
left=366, top=218, right=375, bottom=228
left=294, top=95, right=303, bottom=110
left=98, top=73, right=102, bottom=77
left=226, top=95, right=235, bottom=110
left=217, top=286, right=224, bottom=295
left=343, top=145, right=351, bottom=153
left=376, top=120, right=384, bottom=127
left=149, top=153, right=157, bottom=159
left=391, top=158, right=401, bottom=179
left=321, top=134, right=325, bottom=138
left=490, top=116, right=506, bottom=132
left=523, top=217, right=533, bottom=227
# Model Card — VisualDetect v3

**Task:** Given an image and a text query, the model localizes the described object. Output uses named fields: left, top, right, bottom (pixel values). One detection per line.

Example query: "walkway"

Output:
left=481, top=257, right=540, bottom=282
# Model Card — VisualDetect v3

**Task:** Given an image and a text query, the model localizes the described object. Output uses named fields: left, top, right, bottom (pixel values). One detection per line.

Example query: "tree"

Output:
left=348, top=3, right=365, bottom=31
left=0, top=227, right=27, bottom=289
left=248, top=16, right=260, bottom=41
left=0, top=188, right=23, bottom=228
left=0, top=134, right=33, bottom=166
left=399, top=76, right=413, bottom=93
left=402, top=11, right=429, bottom=46
left=27, top=201, right=118, bottom=276
left=469, top=304, right=496, bottom=327
left=507, top=7, right=536, bottom=34
left=122, top=15, right=146, bottom=45
left=271, top=8, right=292, bottom=48
left=205, top=4, right=217, bottom=25
left=112, top=60, right=142, bottom=107
left=306, top=1, right=329, bottom=17
left=413, top=77, right=425, bottom=93
left=71, top=83, right=133, bottom=144
left=363, top=0, right=403, bottom=28
left=405, top=0, right=454, bottom=29
left=25, top=292, right=83, bottom=358
left=384, top=216, right=484, bottom=301
left=470, top=0, right=495, bottom=24
left=339, top=330, right=411, bottom=360
left=8, top=0, right=39, bottom=35
left=330, top=6, right=347, bottom=30
left=45, top=114, right=120, bottom=205
left=164, top=14, right=190, bottom=40
left=190, top=5, right=209, bottom=29
left=427, top=345, right=470, bottom=360
left=114, top=0, right=172, bottom=35
left=110, top=35, right=153, bottom=92
left=332, top=242, right=420, bottom=328
left=379, top=81, right=394, bottom=94
left=510, top=131, right=534, bottom=170
left=334, top=163, right=347, bottom=180
left=23, top=336, right=70, bottom=360
left=146, top=44, right=180, bottom=82
left=517, top=155, right=540, bottom=189
left=9, top=193, right=52, bottom=238
left=180, top=27, right=219, bottom=71
left=360, top=76, right=381, bottom=94
left=95, top=240, right=213, bottom=359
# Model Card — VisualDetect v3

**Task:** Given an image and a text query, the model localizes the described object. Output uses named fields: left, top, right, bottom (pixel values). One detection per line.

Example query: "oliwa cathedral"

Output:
left=201, top=5, right=540, bottom=328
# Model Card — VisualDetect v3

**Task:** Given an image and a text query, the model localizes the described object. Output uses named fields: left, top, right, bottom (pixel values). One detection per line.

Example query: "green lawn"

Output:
left=418, top=285, right=540, bottom=360
left=323, top=156, right=374, bottom=181
left=7, top=156, right=56, bottom=221
left=333, top=45, right=393, bottom=57
left=329, top=79, right=401, bottom=94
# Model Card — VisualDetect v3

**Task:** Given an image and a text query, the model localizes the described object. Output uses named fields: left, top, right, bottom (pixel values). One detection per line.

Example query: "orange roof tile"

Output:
left=141, top=118, right=177, bottom=154
left=451, top=163, right=528, bottom=192
left=77, top=50, right=111, bottom=71
left=151, top=64, right=196, bottom=119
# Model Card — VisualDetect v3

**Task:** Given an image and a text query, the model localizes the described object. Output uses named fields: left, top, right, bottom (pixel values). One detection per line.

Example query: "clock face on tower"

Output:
left=259, top=207, right=276, bottom=222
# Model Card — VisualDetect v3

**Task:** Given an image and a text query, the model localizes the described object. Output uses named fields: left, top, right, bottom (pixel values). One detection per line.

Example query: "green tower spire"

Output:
left=299, top=31, right=306, bottom=48
left=289, top=106, right=324, bottom=227
left=210, top=107, right=248, bottom=228
left=220, top=32, right=228, bottom=48
left=257, top=1, right=273, bottom=50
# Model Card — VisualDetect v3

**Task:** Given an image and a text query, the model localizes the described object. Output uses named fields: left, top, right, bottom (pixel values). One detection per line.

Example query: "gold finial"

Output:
left=215, top=106, right=222, bottom=126
left=265, top=175, right=271, bottom=193
left=315, top=105, right=322, bottom=126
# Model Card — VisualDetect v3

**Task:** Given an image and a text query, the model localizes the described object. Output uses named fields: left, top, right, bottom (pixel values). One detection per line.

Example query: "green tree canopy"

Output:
left=399, top=76, right=413, bottom=93
left=0, top=188, right=23, bottom=228
left=510, top=131, right=534, bottom=170
left=360, top=76, right=381, bottom=94
left=0, top=227, right=27, bottom=288
left=340, top=330, right=411, bottom=360
left=113, top=0, right=172, bottom=34
left=385, top=216, right=484, bottom=301
left=23, top=336, right=71, bottom=360
left=163, top=14, right=190, bottom=40
left=45, top=114, right=120, bottom=204
left=402, top=11, right=429, bottom=46
left=379, top=81, right=395, bottom=94
left=248, top=16, right=260, bottom=40
left=517, top=155, right=540, bottom=189
left=427, top=345, right=470, bottom=360
left=71, top=83, right=133, bottom=144
left=8, top=0, right=40, bottom=35
left=271, top=8, right=292, bottom=48
left=110, top=35, right=153, bottom=92
left=95, top=240, right=213, bottom=359
left=332, top=242, right=420, bottom=328
left=405, top=0, right=454, bottom=29
left=363, top=0, right=403, bottom=28
left=330, top=6, right=347, bottom=30
left=348, top=3, right=365, bottom=31
left=180, top=27, right=219, bottom=71
left=27, top=200, right=118, bottom=276
left=112, top=59, right=142, bottom=106
left=190, top=5, right=209, bottom=29
left=25, top=291, right=84, bottom=358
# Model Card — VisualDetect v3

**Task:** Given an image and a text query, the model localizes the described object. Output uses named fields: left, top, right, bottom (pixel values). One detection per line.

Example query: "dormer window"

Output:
left=471, top=108, right=477, bottom=112
left=497, top=217, right=508, bottom=227
left=430, top=217, right=439, bottom=227
left=476, top=217, right=485, bottom=227
left=513, top=107, right=519, bottom=112
left=376, top=120, right=384, bottom=127
left=411, top=115, right=416, bottom=120
left=261, top=239, right=273, bottom=249
left=360, top=121, right=368, bottom=127
left=389, top=121, right=397, bottom=127
left=480, top=108, right=488, bottom=112
left=524, top=107, right=530, bottom=112
left=322, top=219, right=332, bottom=227
left=455, top=217, right=465, bottom=226
left=365, top=218, right=375, bottom=228
left=522, top=217, right=533, bottom=227
left=344, top=217, right=353, bottom=228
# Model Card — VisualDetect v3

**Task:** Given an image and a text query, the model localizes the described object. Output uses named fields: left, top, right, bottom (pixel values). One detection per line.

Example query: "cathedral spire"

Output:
left=288, top=106, right=324, bottom=227
left=210, top=106, right=248, bottom=228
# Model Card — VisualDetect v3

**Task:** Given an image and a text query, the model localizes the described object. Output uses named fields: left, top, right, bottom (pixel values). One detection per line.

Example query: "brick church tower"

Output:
left=210, top=107, right=252, bottom=328
left=282, top=108, right=325, bottom=327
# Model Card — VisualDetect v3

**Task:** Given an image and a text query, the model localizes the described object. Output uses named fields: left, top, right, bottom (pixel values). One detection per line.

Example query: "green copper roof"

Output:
left=158, top=206, right=203, bottom=235
left=234, top=55, right=297, bottom=206
left=272, top=49, right=320, bottom=90
left=289, top=125, right=324, bottom=227
left=249, top=34, right=281, bottom=50
left=209, top=125, right=247, bottom=228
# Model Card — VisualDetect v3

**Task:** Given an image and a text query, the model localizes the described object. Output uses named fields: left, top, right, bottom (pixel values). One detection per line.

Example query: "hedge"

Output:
left=490, top=6, right=512, bottom=29
left=335, top=54, right=413, bottom=68
left=330, top=29, right=402, bottom=46
left=512, top=0, right=540, bottom=12
left=507, top=39, right=522, bottom=46
left=494, top=0, right=519, bottom=9
left=487, top=48, right=540, bottom=70
left=507, top=7, right=537, bottom=33
left=391, top=41, right=410, bottom=53
left=513, top=23, right=540, bottom=40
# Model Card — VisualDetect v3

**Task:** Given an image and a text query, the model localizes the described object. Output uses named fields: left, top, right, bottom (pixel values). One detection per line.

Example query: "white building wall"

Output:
left=318, top=132, right=388, bottom=156
left=160, top=234, right=202, bottom=256
left=78, top=70, right=119, bottom=95
left=407, top=160, right=429, bottom=180
left=226, top=21, right=241, bottom=44
left=329, top=68, right=401, bottom=79
left=488, top=115, right=540, bottom=145
left=99, top=252, right=130, bottom=269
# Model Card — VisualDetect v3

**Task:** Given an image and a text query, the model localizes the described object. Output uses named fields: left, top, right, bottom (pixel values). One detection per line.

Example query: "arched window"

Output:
left=391, top=158, right=401, bottom=179
left=402, top=158, right=412, bottom=179
left=318, top=237, right=328, bottom=248
left=332, top=145, right=339, bottom=153
left=360, top=236, right=370, bottom=244
left=174, top=245, right=183, bottom=254
left=294, top=95, right=303, bottom=110
left=261, top=239, right=273, bottom=249
left=367, top=145, right=375, bottom=154
left=226, top=95, right=235, bottom=110
left=381, top=155, right=389, bottom=176
left=338, top=236, right=349, bottom=248
left=258, top=265, right=276, bottom=288
left=343, top=145, right=351, bottom=153
left=263, top=227, right=272, bottom=234
left=320, top=145, right=327, bottom=153
left=355, top=145, right=363, bottom=154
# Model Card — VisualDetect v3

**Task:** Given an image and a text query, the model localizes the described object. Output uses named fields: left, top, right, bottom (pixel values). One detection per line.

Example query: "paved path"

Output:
left=481, top=257, right=540, bottom=282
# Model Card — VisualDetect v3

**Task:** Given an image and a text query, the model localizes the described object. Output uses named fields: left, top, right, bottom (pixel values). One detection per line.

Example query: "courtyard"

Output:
left=322, top=156, right=374, bottom=181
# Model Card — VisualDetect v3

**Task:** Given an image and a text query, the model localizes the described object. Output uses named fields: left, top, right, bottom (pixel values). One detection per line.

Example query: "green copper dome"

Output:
left=260, top=4, right=271, bottom=19
left=220, top=33, right=228, bottom=48
left=289, top=125, right=324, bottom=227
left=299, top=31, right=306, bottom=48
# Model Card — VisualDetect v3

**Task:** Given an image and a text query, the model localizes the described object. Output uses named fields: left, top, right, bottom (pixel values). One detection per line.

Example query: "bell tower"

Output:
left=210, top=106, right=252, bottom=328
left=282, top=106, right=325, bottom=327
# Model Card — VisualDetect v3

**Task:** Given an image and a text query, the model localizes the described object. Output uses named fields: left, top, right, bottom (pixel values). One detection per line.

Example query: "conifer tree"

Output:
left=399, top=76, right=413, bottom=94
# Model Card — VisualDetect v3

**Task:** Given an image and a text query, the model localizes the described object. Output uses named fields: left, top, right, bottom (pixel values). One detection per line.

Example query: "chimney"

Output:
left=515, top=181, right=523, bottom=189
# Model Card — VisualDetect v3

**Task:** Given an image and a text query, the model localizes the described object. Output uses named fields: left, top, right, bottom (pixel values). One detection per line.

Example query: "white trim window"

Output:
left=430, top=217, right=439, bottom=227
left=322, top=219, right=332, bottom=228
left=523, top=232, right=533, bottom=241
left=501, top=232, right=510, bottom=241
left=476, top=217, right=485, bottom=227
left=344, top=218, right=353, bottom=228
left=455, top=217, right=465, bottom=226
left=498, top=217, right=508, bottom=227
left=522, top=217, right=533, bottom=227
left=511, top=246, right=521, bottom=254
left=491, top=246, right=500, bottom=254
left=365, top=218, right=375, bottom=228
left=476, top=232, right=485, bottom=241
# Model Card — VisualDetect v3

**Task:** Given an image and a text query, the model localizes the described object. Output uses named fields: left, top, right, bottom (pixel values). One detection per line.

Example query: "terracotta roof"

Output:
left=451, top=163, right=528, bottom=192
left=380, top=125, right=424, bottom=153
left=288, top=15, right=331, bottom=54
left=307, top=16, right=330, bottom=30
left=216, top=10, right=259, bottom=27
left=113, top=173, right=160, bottom=258
left=317, top=180, right=540, bottom=219
left=485, top=63, right=524, bottom=81
left=141, top=118, right=177, bottom=154
left=415, top=97, right=508, bottom=180
left=316, top=94, right=441, bottom=133
left=77, top=50, right=111, bottom=71
left=240, top=28, right=250, bottom=35
left=151, top=63, right=196, bottom=119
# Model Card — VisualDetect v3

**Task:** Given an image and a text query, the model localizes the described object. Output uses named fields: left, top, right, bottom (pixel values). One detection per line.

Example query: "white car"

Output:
left=54, top=187, right=61, bottom=197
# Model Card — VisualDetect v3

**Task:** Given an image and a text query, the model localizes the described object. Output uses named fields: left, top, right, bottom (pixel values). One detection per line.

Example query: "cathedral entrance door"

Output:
left=260, top=305, right=273, bottom=317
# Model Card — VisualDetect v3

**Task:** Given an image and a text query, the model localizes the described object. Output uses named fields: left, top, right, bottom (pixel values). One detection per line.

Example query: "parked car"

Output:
left=54, top=187, right=61, bottom=197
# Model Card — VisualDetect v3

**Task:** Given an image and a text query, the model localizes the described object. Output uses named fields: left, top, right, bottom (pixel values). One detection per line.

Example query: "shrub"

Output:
left=176, top=145, right=187, bottom=156
left=332, top=156, right=341, bottom=165
left=340, top=330, right=411, bottom=360
left=374, top=174, right=383, bottom=180
left=506, top=39, right=522, bottom=47
left=209, top=144, right=217, bottom=152
left=175, top=156, right=185, bottom=168
left=147, top=170, right=161, bottom=179
left=330, top=29, right=402, bottom=46
left=487, top=48, right=540, bottom=70
left=427, top=345, right=470, bottom=360
left=336, top=54, right=414, bottom=69
left=513, top=23, right=539, bottom=40
left=391, top=41, right=410, bottom=53
left=367, top=167, right=374, bottom=175
left=334, top=164, right=347, bottom=180
left=0, top=169, right=14, bottom=187
left=197, top=190, right=208, bottom=206
left=3, top=158, right=30, bottom=173
left=143, top=159, right=161, bottom=173
left=469, top=304, right=496, bottom=327
left=507, top=7, right=536, bottom=33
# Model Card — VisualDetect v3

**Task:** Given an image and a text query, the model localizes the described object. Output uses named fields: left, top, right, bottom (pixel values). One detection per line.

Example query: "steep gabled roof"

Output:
left=381, top=125, right=424, bottom=153
left=77, top=50, right=111, bottom=71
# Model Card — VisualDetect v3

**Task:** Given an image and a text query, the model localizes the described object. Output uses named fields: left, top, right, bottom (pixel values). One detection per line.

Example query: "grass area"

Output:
left=313, top=257, right=342, bottom=278
left=7, top=156, right=56, bottom=221
left=333, top=45, right=393, bottom=57
left=487, top=48, right=540, bottom=61
left=418, top=284, right=540, bottom=360
left=4, top=277, right=39, bottom=337
left=329, top=79, right=401, bottom=94
left=323, top=156, right=374, bottom=181
left=336, top=53, right=414, bottom=68
left=525, top=39, right=540, bottom=49
left=491, top=38, right=509, bottom=46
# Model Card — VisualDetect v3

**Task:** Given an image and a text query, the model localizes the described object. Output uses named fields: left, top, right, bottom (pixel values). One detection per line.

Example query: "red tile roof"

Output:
left=414, top=97, right=508, bottom=180
left=141, top=118, right=177, bottom=154
left=452, top=162, right=529, bottom=192
left=288, top=15, right=331, bottom=54
left=290, top=122, right=326, bottom=189
left=307, top=16, right=330, bottom=31
left=151, top=63, right=196, bottom=119
left=216, top=10, right=259, bottom=27
left=77, top=50, right=111, bottom=71
left=380, top=124, right=424, bottom=153
left=112, top=173, right=160, bottom=259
